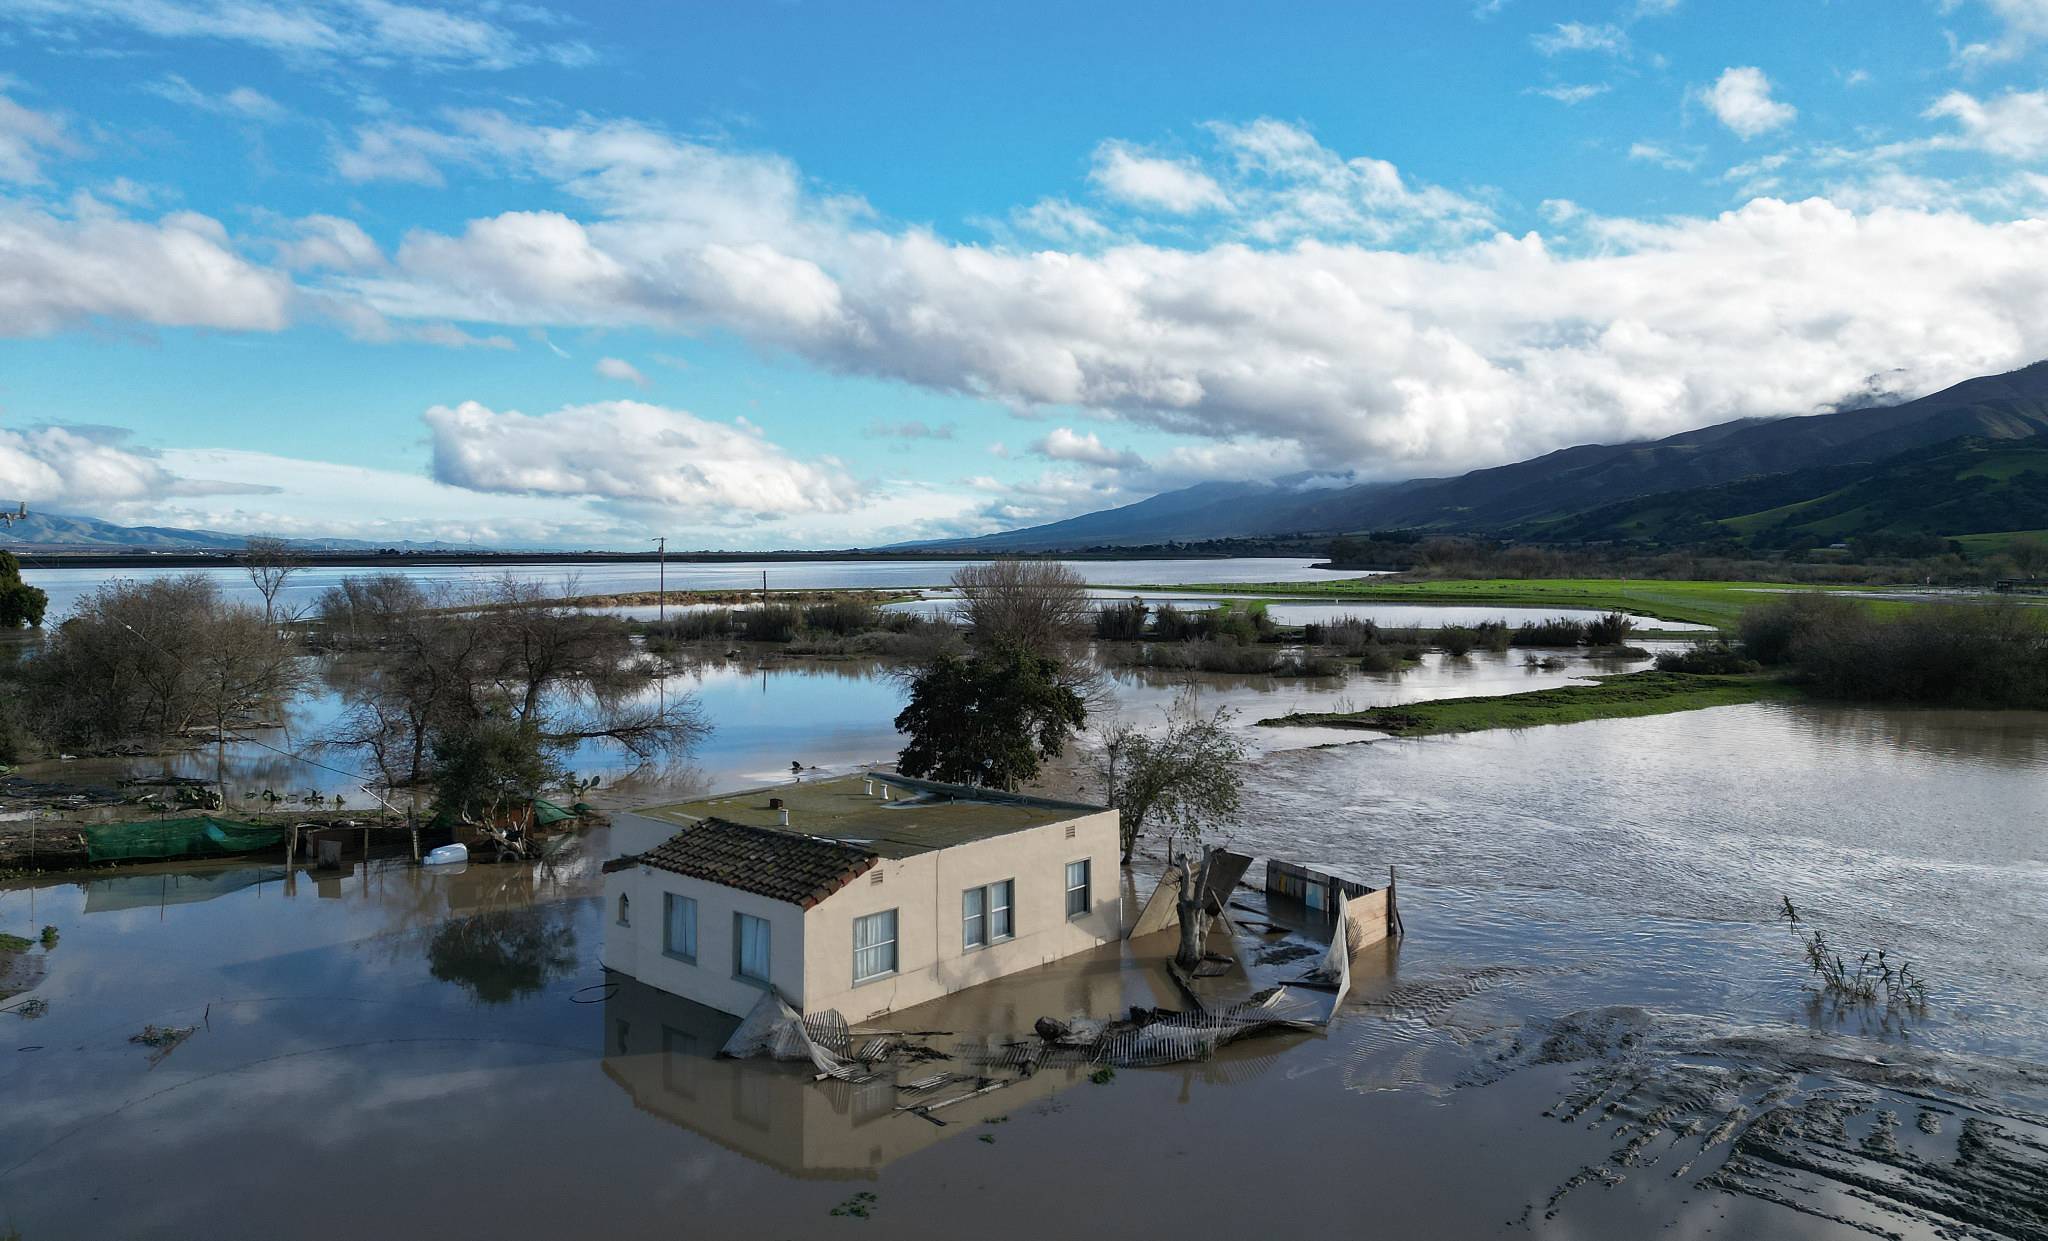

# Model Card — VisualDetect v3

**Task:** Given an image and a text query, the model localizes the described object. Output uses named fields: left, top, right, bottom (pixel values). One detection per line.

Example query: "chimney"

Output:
left=863, top=778, right=874, bottom=797
left=881, top=785, right=891, bottom=801
left=769, top=797, right=784, bottom=810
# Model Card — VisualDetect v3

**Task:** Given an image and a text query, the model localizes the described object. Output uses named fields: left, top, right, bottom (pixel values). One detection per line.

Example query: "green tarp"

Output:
left=84, top=817, right=288, bottom=863
left=530, top=799, right=575, bottom=826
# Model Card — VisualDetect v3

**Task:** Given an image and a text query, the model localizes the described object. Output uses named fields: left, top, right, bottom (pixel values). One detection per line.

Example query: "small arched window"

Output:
left=617, top=893, right=631, bottom=927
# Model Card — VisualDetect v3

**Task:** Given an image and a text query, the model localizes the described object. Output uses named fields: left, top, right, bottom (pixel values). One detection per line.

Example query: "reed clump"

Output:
left=1778, top=896, right=1928, bottom=1013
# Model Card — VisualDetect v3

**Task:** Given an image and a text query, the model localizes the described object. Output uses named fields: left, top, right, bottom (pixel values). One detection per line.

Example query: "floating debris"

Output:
left=130, top=1023, right=198, bottom=1066
left=828, top=1191, right=876, bottom=1220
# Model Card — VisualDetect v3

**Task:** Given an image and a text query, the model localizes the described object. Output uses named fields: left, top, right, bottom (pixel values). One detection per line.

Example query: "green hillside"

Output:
left=1521, top=437, right=2048, bottom=550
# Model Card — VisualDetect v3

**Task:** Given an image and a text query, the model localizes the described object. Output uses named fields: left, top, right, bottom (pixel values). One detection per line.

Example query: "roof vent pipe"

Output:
left=863, top=778, right=874, bottom=797
left=778, top=808, right=790, bottom=827
left=881, top=785, right=891, bottom=801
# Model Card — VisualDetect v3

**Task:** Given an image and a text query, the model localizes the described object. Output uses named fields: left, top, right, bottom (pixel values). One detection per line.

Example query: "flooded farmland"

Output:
left=2, top=649, right=2046, bottom=1238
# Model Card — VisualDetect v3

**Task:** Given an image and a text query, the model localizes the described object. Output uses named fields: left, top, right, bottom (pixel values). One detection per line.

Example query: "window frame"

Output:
left=732, top=911, right=772, bottom=987
left=1065, top=858, right=1092, bottom=920
left=962, top=879, right=1017, bottom=951
left=662, top=892, right=697, bottom=964
left=852, top=908, right=900, bottom=985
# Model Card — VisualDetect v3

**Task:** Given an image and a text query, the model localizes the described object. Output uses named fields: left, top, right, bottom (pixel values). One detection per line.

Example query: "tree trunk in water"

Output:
left=1172, top=845, right=1213, bottom=970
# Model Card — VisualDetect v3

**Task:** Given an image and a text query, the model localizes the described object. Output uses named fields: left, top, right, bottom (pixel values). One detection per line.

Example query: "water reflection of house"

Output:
left=600, top=976, right=1094, bottom=1178
left=602, top=774, right=1120, bottom=1020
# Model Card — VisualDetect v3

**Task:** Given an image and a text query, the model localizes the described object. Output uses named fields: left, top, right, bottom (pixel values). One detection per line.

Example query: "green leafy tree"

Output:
left=0, top=552, right=47, bottom=629
left=1095, top=706, right=1246, bottom=863
left=894, top=641, right=1086, bottom=790
left=428, top=716, right=556, bottom=827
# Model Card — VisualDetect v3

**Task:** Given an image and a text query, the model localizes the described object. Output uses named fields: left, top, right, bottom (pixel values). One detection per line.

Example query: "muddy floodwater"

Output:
left=3, top=656, right=2047, bottom=1237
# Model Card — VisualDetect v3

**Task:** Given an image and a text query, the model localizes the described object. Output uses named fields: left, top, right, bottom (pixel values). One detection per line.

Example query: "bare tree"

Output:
left=189, top=606, right=305, bottom=805
left=951, top=558, right=1092, bottom=655
left=322, top=576, right=708, bottom=823
left=243, top=536, right=305, bottom=625
left=26, top=575, right=302, bottom=784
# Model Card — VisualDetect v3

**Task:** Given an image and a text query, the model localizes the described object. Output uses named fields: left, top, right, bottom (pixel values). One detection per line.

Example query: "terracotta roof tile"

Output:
left=635, top=817, right=878, bottom=909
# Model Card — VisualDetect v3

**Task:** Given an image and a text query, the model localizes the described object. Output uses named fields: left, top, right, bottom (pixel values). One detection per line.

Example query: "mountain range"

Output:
left=0, top=511, right=464, bottom=553
left=910, top=361, right=2048, bottom=552
left=10, top=362, right=2048, bottom=555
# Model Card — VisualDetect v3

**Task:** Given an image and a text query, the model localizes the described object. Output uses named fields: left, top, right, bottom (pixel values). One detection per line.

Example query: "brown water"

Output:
left=2, top=659, right=2046, bottom=1238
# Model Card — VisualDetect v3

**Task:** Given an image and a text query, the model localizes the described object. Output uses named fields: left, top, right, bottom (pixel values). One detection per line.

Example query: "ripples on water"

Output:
left=5, top=624, right=2047, bottom=1236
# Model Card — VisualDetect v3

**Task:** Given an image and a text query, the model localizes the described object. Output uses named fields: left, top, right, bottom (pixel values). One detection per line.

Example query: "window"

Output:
left=734, top=912, right=772, bottom=985
left=1065, top=859, right=1091, bottom=919
left=963, top=879, right=1015, bottom=950
left=663, top=893, right=697, bottom=962
left=616, top=893, right=630, bottom=927
left=853, top=909, right=898, bottom=984
left=990, top=879, right=1013, bottom=941
left=963, top=885, right=985, bottom=949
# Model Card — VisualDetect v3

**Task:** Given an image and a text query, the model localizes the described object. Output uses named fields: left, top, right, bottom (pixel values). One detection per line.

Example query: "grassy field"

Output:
left=1258, top=670, right=1798, bottom=736
left=1144, top=577, right=1847, bottom=627
left=1951, top=529, right=2048, bottom=557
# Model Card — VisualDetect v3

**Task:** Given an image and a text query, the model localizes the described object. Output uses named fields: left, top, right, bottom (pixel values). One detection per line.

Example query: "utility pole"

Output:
left=651, top=536, right=667, bottom=621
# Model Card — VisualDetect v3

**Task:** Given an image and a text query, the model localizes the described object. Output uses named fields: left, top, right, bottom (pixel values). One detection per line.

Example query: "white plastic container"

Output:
left=423, top=843, right=469, bottom=866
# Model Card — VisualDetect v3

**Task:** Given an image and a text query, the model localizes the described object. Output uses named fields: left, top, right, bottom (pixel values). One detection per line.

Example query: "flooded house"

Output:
left=601, top=773, right=1121, bottom=1020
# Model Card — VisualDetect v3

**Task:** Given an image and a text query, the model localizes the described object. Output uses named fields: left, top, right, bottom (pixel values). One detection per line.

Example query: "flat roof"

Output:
left=634, top=773, right=1104, bottom=860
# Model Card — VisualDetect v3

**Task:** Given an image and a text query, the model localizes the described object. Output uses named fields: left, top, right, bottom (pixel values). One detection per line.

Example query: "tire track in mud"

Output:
left=1326, top=966, right=2048, bottom=1236
left=1498, top=1007, right=2048, bottom=1236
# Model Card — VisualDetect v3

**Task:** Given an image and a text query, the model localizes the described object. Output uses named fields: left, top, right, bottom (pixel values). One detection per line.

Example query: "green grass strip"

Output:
left=1138, top=577, right=1903, bottom=627
left=1258, top=670, right=1799, bottom=736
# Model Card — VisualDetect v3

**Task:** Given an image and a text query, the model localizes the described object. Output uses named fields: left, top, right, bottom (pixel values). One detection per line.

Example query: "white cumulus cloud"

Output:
left=1, top=0, right=592, bottom=70
left=1089, top=141, right=1230, bottom=214
left=1030, top=427, right=1146, bottom=470
left=594, top=356, right=647, bottom=387
left=1700, top=66, right=1796, bottom=139
left=0, top=203, right=294, bottom=336
left=423, top=399, right=863, bottom=519
left=0, top=424, right=267, bottom=508
left=1533, top=22, right=1628, bottom=55
left=310, top=112, right=2048, bottom=484
left=1926, top=89, right=2048, bottom=161
left=0, top=91, right=73, bottom=183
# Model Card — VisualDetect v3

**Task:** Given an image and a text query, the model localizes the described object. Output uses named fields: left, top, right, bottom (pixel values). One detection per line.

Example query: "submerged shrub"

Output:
left=1474, top=620, right=1512, bottom=652
left=1586, top=611, right=1637, bottom=646
left=1094, top=598, right=1150, bottom=641
left=647, top=608, right=732, bottom=642
left=1433, top=624, right=1477, bottom=657
left=1738, top=595, right=2048, bottom=707
left=738, top=604, right=802, bottom=643
left=1150, top=602, right=1197, bottom=642
left=1357, top=643, right=1423, bottom=673
left=803, top=598, right=879, bottom=636
left=1511, top=618, right=1589, bottom=647
left=1655, top=637, right=1759, bottom=675
left=1736, top=592, right=1863, bottom=666
left=1191, top=601, right=1272, bottom=646
left=1307, top=614, right=1379, bottom=654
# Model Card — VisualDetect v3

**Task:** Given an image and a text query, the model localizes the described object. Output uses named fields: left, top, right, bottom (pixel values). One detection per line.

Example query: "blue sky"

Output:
left=3, top=0, right=2048, bottom=547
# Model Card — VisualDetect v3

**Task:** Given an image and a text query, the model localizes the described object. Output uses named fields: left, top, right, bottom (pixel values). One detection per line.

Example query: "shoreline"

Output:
left=1259, top=670, right=1802, bottom=736
left=12, top=549, right=1322, bottom=571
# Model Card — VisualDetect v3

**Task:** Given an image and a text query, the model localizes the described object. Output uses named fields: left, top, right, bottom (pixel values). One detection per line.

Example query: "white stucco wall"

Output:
left=600, top=865, right=808, bottom=1019
left=801, top=809, right=1122, bottom=1021
left=602, top=807, right=1122, bottom=1021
